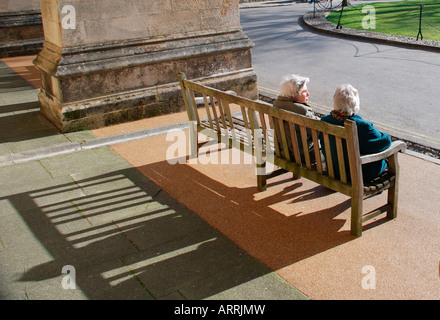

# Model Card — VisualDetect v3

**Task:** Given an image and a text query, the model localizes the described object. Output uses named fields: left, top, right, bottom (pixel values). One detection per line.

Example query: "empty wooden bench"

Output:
left=178, top=72, right=406, bottom=237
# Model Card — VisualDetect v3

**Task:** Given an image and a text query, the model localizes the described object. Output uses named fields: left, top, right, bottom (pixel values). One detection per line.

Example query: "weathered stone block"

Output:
left=0, top=0, right=43, bottom=57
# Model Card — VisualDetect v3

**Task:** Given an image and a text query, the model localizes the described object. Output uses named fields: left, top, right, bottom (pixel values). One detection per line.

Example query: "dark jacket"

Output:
left=320, top=112, right=392, bottom=183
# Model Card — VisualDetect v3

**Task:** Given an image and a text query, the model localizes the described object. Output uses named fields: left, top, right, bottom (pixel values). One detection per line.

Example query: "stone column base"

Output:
left=38, top=68, right=257, bottom=132
left=34, top=29, right=258, bottom=132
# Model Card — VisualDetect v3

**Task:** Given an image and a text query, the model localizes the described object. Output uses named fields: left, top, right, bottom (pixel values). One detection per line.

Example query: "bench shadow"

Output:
left=135, top=158, right=354, bottom=271
left=2, top=167, right=292, bottom=300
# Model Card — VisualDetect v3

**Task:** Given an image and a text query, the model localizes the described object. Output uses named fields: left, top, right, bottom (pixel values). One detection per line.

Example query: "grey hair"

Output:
left=279, top=74, right=310, bottom=98
left=333, top=83, right=360, bottom=115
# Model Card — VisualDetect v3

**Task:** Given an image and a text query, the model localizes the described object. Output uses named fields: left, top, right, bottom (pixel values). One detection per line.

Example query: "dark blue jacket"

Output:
left=320, top=113, right=392, bottom=183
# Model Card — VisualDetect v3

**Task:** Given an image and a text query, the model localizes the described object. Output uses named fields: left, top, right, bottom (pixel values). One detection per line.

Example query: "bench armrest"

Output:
left=360, top=140, right=406, bottom=165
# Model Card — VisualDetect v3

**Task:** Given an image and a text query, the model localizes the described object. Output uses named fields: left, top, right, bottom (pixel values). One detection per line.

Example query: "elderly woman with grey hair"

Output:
left=320, top=84, right=392, bottom=183
left=272, top=74, right=321, bottom=166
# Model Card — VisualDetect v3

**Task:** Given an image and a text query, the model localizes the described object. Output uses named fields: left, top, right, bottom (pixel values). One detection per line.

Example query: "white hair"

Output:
left=279, top=74, right=310, bottom=98
left=333, top=83, right=360, bottom=115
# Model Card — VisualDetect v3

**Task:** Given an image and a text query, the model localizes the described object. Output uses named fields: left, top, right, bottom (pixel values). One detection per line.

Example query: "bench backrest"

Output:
left=178, top=72, right=363, bottom=196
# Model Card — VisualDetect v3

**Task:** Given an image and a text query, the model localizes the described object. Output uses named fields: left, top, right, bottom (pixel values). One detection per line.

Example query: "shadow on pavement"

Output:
left=1, top=166, right=293, bottom=299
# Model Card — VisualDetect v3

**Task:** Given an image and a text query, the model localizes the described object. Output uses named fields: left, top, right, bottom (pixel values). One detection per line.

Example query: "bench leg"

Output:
left=292, top=173, right=300, bottom=180
left=189, top=121, right=198, bottom=159
left=254, top=129, right=267, bottom=191
left=387, top=153, right=399, bottom=219
left=350, top=193, right=363, bottom=237
left=257, top=162, right=267, bottom=192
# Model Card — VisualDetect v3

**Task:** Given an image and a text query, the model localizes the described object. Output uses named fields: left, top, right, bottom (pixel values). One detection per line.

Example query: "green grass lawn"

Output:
left=327, top=0, right=440, bottom=41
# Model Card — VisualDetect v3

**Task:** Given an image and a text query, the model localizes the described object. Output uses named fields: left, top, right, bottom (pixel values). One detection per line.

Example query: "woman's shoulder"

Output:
left=273, top=96, right=292, bottom=108
left=350, top=114, right=373, bottom=127
left=350, top=114, right=364, bottom=121
left=321, top=113, right=340, bottom=124
left=274, top=96, right=311, bottom=114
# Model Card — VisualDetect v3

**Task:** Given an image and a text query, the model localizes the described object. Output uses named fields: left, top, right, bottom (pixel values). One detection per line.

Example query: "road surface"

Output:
left=240, top=2, right=440, bottom=150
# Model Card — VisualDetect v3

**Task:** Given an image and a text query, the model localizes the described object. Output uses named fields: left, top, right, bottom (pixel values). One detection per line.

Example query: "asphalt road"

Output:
left=240, top=2, right=440, bottom=150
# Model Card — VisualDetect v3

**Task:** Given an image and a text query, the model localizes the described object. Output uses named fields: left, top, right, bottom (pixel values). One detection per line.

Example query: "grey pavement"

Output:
left=0, top=60, right=308, bottom=301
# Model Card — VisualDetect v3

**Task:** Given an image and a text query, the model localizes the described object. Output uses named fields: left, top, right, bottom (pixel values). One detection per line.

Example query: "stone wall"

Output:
left=34, top=0, right=258, bottom=132
left=40, top=0, right=240, bottom=48
left=0, top=0, right=40, bottom=12
left=0, top=0, right=43, bottom=57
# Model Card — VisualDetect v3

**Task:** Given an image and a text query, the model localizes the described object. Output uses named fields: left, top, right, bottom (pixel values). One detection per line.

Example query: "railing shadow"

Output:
left=1, top=167, right=281, bottom=299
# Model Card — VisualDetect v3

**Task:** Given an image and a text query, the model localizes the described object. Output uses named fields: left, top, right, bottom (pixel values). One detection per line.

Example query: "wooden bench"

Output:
left=178, top=72, right=406, bottom=237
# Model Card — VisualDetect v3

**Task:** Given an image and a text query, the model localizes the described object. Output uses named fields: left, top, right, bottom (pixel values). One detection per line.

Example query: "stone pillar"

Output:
left=0, top=0, right=43, bottom=57
left=34, top=0, right=257, bottom=132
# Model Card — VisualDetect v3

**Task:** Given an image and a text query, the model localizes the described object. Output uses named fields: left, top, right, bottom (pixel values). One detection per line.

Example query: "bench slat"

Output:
left=323, top=133, right=335, bottom=179
left=248, top=109, right=263, bottom=152
left=189, top=89, right=201, bottom=125
left=335, top=136, right=347, bottom=184
left=202, top=94, right=214, bottom=129
left=278, top=119, right=291, bottom=162
left=210, top=95, right=222, bottom=132
left=300, top=125, right=311, bottom=169
left=259, top=112, right=268, bottom=142
left=240, top=106, right=254, bottom=147
left=311, top=129, right=323, bottom=174
left=288, top=122, right=302, bottom=166
left=268, top=115, right=281, bottom=158
left=214, top=96, right=226, bottom=132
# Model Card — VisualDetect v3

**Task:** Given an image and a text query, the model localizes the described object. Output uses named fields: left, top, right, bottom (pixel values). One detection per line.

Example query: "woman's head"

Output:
left=280, top=74, right=310, bottom=103
left=333, top=83, right=360, bottom=115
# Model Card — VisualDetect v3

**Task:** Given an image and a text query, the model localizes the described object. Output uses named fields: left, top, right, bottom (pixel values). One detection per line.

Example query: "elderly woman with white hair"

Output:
left=273, top=74, right=319, bottom=119
left=320, top=84, right=392, bottom=183
left=273, top=74, right=320, bottom=165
